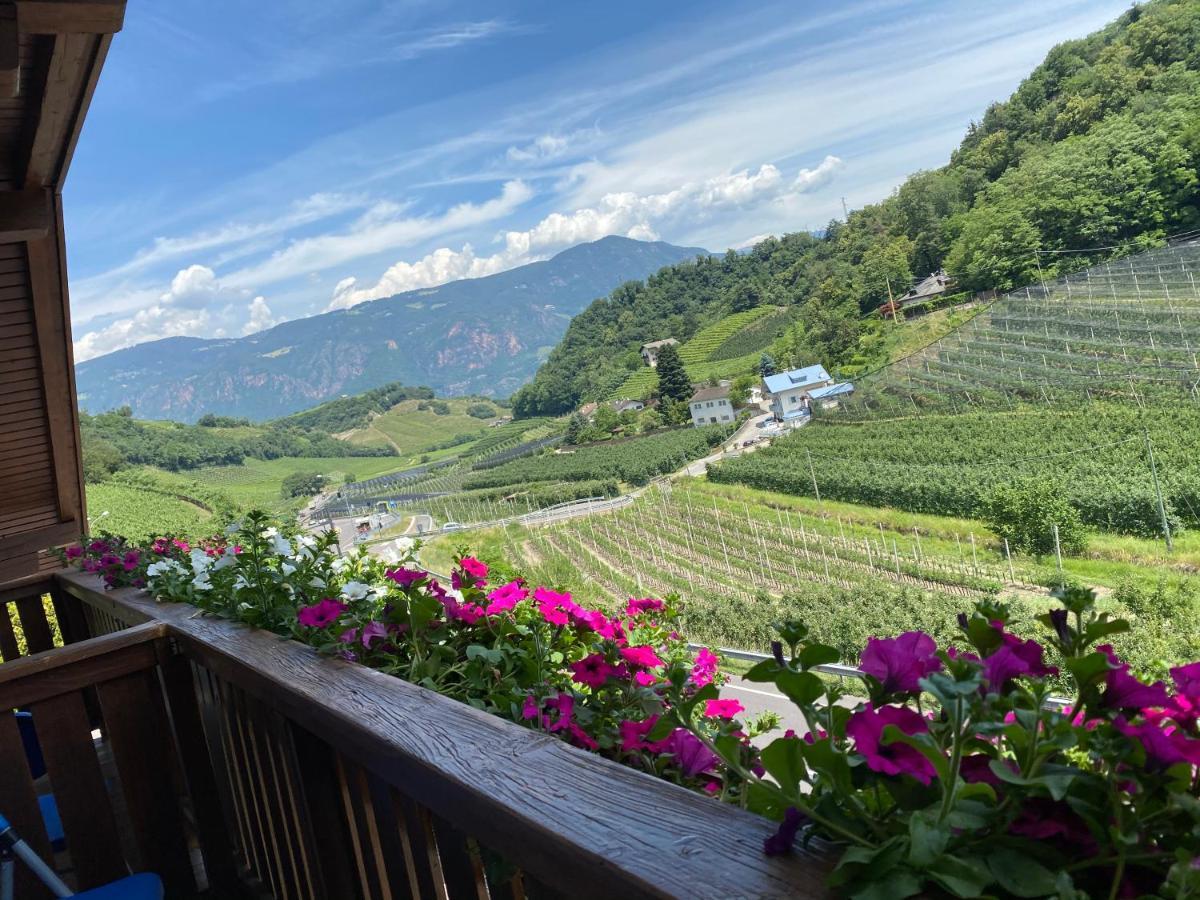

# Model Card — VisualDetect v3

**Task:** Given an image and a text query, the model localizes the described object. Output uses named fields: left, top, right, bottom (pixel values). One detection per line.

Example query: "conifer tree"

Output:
left=655, top=343, right=692, bottom=404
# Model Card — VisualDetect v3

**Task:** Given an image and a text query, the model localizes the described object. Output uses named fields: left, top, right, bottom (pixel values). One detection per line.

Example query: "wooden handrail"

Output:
left=55, top=570, right=830, bottom=899
left=0, top=619, right=165, bottom=708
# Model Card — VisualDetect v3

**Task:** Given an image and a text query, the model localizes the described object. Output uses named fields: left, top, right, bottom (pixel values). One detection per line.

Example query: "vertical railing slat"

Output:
left=0, top=711, right=54, bottom=899
left=14, top=594, right=54, bottom=653
left=290, top=721, right=363, bottom=899
left=30, top=690, right=126, bottom=889
left=96, top=668, right=195, bottom=895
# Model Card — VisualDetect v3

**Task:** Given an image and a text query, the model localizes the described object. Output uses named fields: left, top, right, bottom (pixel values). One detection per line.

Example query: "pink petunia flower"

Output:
left=704, top=698, right=745, bottom=719
left=297, top=598, right=347, bottom=628
left=484, top=580, right=528, bottom=615
left=661, top=729, right=718, bottom=777
left=122, top=550, right=141, bottom=572
left=542, top=693, right=574, bottom=732
left=620, top=645, right=664, bottom=669
left=625, top=597, right=664, bottom=617
left=860, top=631, right=941, bottom=694
left=845, top=704, right=939, bottom=785
left=1114, top=717, right=1200, bottom=771
left=691, top=647, right=719, bottom=687
left=534, top=587, right=579, bottom=627
left=65, top=545, right=83, bottom=560
left=633, top=671, right=657, bottom=687
left=567, top=723, right=599, bottom=750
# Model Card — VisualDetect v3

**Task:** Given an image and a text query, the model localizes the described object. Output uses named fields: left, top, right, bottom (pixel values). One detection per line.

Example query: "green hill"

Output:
left=513, top=0, right=1200, bottom=417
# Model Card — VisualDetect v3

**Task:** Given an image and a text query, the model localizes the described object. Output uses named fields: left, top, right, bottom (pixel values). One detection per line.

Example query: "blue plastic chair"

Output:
left=13, top=711, right=65, bottom=850
left=1, top=812, right=162, bottom=899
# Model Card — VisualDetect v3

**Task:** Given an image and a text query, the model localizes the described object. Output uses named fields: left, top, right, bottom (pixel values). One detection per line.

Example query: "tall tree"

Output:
left=759, top=352, right=777, bottom=378
left=655, top=343, right=692, bottom=403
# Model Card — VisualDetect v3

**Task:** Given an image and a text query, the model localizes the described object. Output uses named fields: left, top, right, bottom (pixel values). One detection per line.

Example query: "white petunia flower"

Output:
left=190, top=548, right=213, bottom=575
left=212, top=553, right=236, bottom=572
left=224, top=521, right=242, bottom=536
left=192, top=574, right=212, bottom=591
left=310, top=576, right=327, bottom=590
left=330, top=556, right=349, bottom=573
left=271, top=534, right=294, bottom=557
left=340, top=581, right=370, bottom=601
left=281, top=562, right=297, bottom=576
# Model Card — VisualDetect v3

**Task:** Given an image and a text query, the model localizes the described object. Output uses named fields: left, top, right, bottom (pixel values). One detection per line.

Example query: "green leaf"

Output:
left=882, top=726, right=951, bottom=785
left=801, top=736, right=854, bottom=794
left=849, top=870, right=922, bottom=900
left=465, top=644, right=503, bottom=664
left=1064, top=651, right=1110, bottom=690
left=776, top=669, right=825, bottom=706
left=760, top=736, right=807, bottom=794
left=927, top=855, right=993, bottom=897
left=744, top=659, right=781, bottom=682
left=645, top=716, right=675, bottom=743
left=988, top=849, right=1058, bottom=897
left=988, top=760, right=1079, bottom=801
left=908, top=811, right=949, bottom=867
left=798, top=643, right=841, bottom=670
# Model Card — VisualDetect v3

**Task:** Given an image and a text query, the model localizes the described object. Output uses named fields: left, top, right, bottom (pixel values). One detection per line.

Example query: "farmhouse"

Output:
left=808, top=381, right=856, bottom=410
left=613, top=398, right=645, bottom=413
left=763, top=364, right=833, bottom=421
left=899, top=269, right=952, bottom=307
left=640, top=338, right=679, bottom=368
left=688, top=384, right=735, bottom=427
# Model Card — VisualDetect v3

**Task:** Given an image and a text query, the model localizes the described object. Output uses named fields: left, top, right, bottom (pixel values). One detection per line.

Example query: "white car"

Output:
left=441, top=521, right=465, bottom=532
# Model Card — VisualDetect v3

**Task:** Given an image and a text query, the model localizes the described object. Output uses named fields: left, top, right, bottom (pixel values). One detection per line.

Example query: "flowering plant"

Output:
left=63, top=512, right=759, bottom=794
left=664, top=588, right=1200, bottom=898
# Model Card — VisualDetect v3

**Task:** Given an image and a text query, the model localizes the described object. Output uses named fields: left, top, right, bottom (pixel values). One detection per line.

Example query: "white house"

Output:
left=688, top=384, right=735, bottom=427
left=763, top=364, right=833, bottom=422
left=640, top=338, right=679, bottom=368
left=613, top=398, right=645, bottom=413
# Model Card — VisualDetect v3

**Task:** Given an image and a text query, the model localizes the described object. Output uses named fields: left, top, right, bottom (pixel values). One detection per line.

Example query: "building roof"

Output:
left=689, top=384, right=731, bottom=404
left=808, top=382, right=855, bottom=400
left=641, top=338, right=679, bottom=350
left=763, top=364, right=832, bottom=395
left=613, top=399, right=644, bottom=412
left=899, top=269, right=951, bottom=304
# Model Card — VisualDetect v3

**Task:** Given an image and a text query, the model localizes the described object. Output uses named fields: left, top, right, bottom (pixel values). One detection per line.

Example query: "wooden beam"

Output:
left=0, top=14, right=20, bottom=98
left=16, top=0, right=123, bottom=35
left=0, top=188, right=50, bottom=240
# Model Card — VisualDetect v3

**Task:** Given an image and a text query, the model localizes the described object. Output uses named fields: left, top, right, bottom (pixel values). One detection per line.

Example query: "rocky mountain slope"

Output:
left=76, top=236, right=705, bottom=421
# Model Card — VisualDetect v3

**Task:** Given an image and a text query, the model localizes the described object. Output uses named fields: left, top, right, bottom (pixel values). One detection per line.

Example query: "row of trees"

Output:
left=512, top=0, right=1200, bottom=417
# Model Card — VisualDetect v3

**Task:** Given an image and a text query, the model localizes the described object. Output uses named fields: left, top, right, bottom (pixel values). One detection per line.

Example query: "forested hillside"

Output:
left=513, top=0, right=1200, bottom=417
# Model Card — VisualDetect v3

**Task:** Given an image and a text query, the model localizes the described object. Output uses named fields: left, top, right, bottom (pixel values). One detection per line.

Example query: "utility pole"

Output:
left=1144, top=427, right=1173, bottom=551
left=841, top=197, right=850, bottom=221
left=806, top=449, right=822, bottom=507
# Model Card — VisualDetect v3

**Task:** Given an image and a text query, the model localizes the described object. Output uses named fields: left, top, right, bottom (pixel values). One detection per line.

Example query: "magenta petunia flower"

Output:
left=846, top=704, right=939, bottom=785
left=99, top=553, right=120, bottom=569
left=691, top=647, right=719, bottom=687
left=981, top=639, right=1055, bottom=692
left=297, top=597, right=347, bottom=628
left=440, top=594, right=484, bottom=625
left=620, top=645, right=664, bottom=669
left=122, top=550, right=141, bottom=572
left=704, top=698, right=745, bottom=719
left=1096, top=645, right=1171, bottom=711
left=570, top=653, right=615, bottom=689
left=859, top=631, right=941, bottom=694
left=567, top=723, right=599, bottom=750
left=88, top=540, right=111, bottom=554
left=633, top=671, right=657, bottom=687
left=151, top=538, right=170, bottom=555
left=484, top=580, right=528, bottom=615
left=542, top=693, right=574, bottom=732
left=360, top=621, right=388, bottom=648
left=521, top=695, right=540, bottom=721
left=661, top=729, right=718, bottom=777
left=619, top=715, right=659, bottom=752
left=1115, top=717, right=1200, bottom=771
left=65, top=544, right=83, bottom=560
left=385, top=567, right=426, bottom=588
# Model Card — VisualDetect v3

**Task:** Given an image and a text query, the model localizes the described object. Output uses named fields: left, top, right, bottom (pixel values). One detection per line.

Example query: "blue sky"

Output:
left=65, top=0, right=1129, bottom=361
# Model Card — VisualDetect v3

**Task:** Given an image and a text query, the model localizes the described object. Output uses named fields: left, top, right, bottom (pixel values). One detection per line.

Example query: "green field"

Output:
left=345, top=397, right=501, bottom=456
left=87, top=481, right=215, bottom=540
left=419, top=478, right=1198, bottom=680
left=187, top=456, right=412, bottom=510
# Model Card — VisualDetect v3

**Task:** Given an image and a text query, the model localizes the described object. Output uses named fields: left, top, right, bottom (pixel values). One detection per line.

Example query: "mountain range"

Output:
left=75, top=236, right=705, bottom=422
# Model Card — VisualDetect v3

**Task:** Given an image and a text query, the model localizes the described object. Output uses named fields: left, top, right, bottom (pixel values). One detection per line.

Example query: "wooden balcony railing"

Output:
left=0, top=570, right=831, bottom=899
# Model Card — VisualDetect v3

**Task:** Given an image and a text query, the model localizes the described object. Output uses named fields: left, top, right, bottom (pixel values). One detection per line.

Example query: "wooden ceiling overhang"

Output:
left=0, top=0, right=125, bottom=590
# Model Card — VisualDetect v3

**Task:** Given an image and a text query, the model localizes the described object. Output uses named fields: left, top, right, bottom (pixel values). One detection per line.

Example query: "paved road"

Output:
left=724, top=674, right=861, bottom=743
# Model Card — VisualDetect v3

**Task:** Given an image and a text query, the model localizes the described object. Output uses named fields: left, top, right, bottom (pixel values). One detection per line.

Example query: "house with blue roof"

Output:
left=762, top=364, right=834, bottom=421
left=808, top=381, right=855, bottom=409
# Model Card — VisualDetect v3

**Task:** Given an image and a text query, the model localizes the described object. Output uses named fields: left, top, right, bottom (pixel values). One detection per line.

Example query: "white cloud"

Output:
left=506, top=134, right=569, bottom=163
left=74, top=264, right=274, bottom=361
left=224, top=179, right=533, bottom=291
left=327, top=159, right=839, bottom=309
left=243, top=296, right=277, bottom=334
left=794, top=155, right=843, bottom=192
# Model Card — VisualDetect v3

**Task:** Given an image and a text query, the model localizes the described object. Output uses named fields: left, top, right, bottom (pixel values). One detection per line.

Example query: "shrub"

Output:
left=280, top=471, right=325, bottom=498
left=466, top=403, right=497, bottom=419
left=982, top=477, right=1086, bottom=555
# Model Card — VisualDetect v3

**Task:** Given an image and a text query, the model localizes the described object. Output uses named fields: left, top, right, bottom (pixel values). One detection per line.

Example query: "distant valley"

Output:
left=75, top=236, right=705, bottom=422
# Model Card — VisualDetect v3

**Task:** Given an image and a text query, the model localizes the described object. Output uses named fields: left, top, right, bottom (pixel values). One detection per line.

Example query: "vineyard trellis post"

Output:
left=1052, top=524, right=1064, bottom=587
left=1142, top=427, right=1174, bottom=551
left=1004, top=538, right=1015, bottom=583
left=806, top=449, right=822, bottom=507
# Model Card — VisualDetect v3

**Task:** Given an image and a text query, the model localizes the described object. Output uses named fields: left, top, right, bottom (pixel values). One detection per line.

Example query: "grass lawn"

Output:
left=345, top=398, right=499, bottom=455
left=188, top=456, right=413, bottom=511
